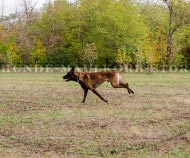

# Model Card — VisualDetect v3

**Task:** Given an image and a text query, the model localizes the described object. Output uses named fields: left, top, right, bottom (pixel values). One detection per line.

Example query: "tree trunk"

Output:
left=124, top=64, right=128, bottom=72
left=165, top=1, right=173, bottom=66
left=166, top=23, right=173, bottom=65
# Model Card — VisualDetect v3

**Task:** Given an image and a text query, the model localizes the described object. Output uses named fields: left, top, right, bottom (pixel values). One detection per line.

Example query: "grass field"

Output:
left=0, top=72, right=190, bottom=158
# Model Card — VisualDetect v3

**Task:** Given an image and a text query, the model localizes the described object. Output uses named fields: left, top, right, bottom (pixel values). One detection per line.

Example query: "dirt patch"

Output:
left=0, top=73, right=190, bottom=157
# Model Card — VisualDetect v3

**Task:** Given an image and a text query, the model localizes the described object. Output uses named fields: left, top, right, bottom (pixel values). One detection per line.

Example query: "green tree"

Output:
left=175, top=25, right=190, bottom=67
left=163, top=0, right=190, bottom=64
left=2, top=0, right=190, bottom=68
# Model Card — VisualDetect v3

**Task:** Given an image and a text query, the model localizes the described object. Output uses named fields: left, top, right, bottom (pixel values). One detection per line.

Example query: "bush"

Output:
left=46, top=45, right=77, bottom=67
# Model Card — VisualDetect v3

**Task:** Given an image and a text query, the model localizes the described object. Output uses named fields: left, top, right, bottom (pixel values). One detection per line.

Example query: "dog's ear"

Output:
left=71, top=66, right=75, bottom=71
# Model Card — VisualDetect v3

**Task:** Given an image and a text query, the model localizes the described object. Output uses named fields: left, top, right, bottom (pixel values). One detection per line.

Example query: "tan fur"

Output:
left=76, top=71, right=126, bottom=89
left=75, top=71, right=134, bottom=103
left=63, top=68, right=134, bottom=103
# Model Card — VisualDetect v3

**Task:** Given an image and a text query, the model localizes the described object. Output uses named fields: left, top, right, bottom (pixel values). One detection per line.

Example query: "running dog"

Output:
left=63, top=67, right=134, bottom=103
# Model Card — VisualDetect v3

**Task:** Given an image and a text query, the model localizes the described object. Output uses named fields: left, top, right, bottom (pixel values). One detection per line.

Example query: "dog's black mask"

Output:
left=63, top=67, right=76, bottom=82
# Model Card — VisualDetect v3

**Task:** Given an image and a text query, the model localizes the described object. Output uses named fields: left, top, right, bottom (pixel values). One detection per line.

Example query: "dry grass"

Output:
left=0, top=72, right=190, bottom=157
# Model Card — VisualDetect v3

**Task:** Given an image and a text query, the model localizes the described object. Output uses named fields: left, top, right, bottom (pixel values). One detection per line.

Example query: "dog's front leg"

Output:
left=82, top=88, right=88, bottom=103
left=83, top=75, right=108, bottom=103
left=90, top=88, right=108, bottom=103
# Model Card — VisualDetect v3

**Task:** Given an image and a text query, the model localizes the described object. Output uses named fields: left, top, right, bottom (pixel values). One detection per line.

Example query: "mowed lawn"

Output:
left=0, top=72, right=189, bottom=158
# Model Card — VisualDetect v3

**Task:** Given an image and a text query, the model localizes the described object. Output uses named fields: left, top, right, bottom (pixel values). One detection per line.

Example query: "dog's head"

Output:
left=63, top=67, right=76, bottom=82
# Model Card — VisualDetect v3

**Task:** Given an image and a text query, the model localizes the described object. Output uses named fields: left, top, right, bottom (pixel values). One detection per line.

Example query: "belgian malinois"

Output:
left=63, top=67, right=134, bottom=103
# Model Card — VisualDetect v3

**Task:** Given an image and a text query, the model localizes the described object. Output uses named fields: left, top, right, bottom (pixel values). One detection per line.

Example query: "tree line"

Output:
left=0, top=0, right=190, bottom=69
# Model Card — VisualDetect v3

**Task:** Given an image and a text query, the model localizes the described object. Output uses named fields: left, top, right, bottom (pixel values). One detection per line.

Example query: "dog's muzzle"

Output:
left=64, top=78, right=70, bottom=82
left=63, top=76, right=70, bottom=82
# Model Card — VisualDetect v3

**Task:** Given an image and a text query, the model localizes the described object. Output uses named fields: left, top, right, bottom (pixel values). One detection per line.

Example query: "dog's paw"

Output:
left=104, top=100, right=108, bottom=103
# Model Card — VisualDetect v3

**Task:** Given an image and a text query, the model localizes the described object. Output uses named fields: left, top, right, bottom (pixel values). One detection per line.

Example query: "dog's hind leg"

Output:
left=120, top=83, right=134, bottom=94
left=87, top=86, right=108, bottom=103
left=91, top=89, right=108, bottom=103
left=111, top=81, right=134, bottom=94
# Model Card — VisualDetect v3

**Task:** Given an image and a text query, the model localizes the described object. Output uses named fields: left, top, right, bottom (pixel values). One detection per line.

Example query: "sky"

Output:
left=1, top=0, right=74, bottom=15
left=1, top=0, right=49, bottom=15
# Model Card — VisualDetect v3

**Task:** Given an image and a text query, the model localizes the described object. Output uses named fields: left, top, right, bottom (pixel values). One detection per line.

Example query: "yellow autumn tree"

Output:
left=8, top=43, right=23, bottom=66
left=30, top=40, right=47, bottom=66
left=79, top=43, right=98, bottom=71
left=145, top=30, right=167, bottom=66
left=0, top=27, right=22, bottom=67
left=116, top=48, right=132, bottom=72
left=139, top=31, right=167, bottom=71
